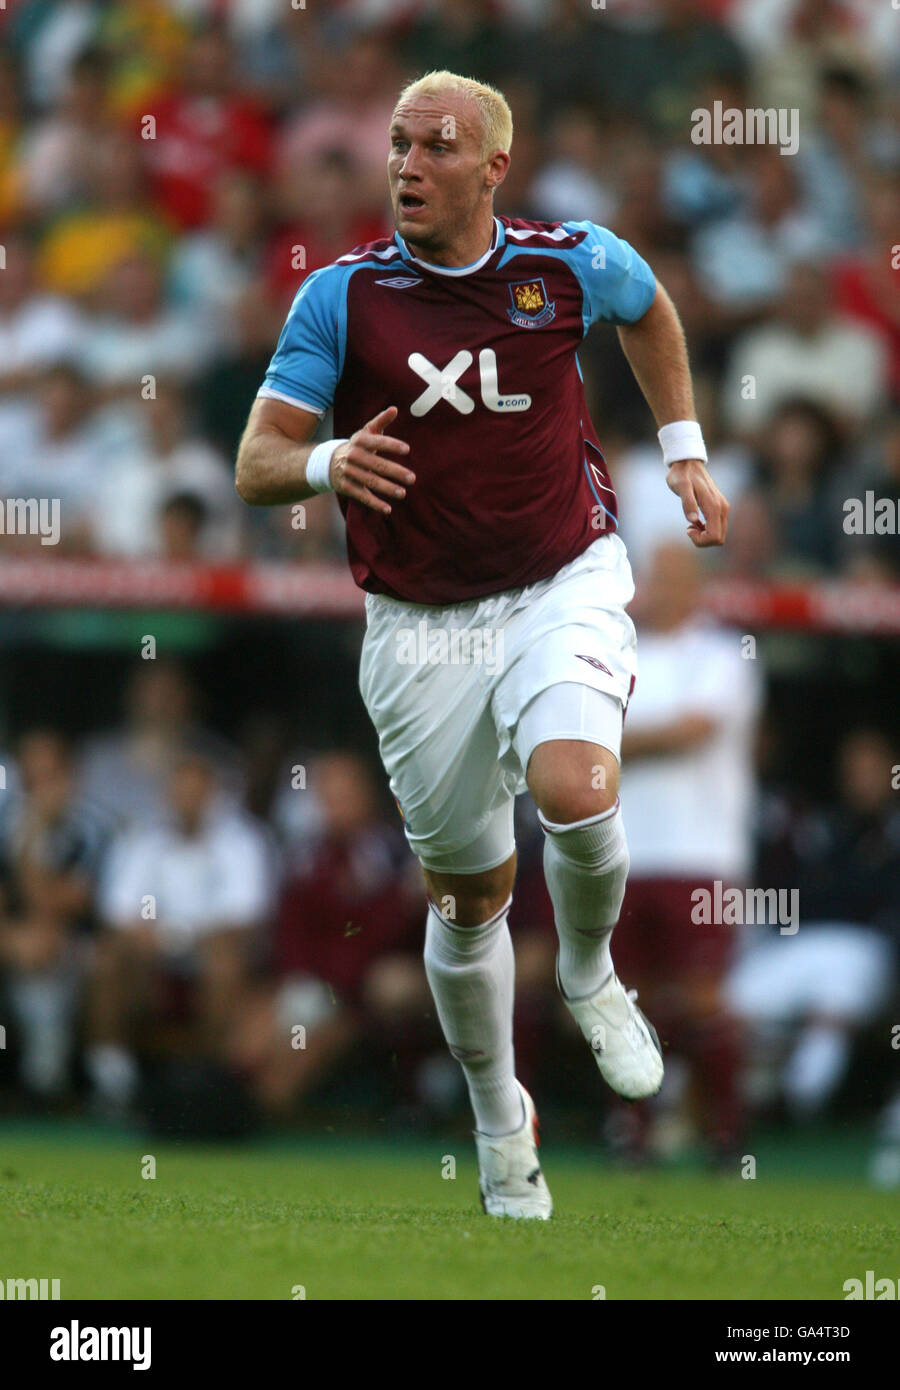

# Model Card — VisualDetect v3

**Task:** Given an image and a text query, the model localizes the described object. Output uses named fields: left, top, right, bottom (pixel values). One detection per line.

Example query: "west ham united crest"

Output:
left=507, top=277, right=556, bottom=329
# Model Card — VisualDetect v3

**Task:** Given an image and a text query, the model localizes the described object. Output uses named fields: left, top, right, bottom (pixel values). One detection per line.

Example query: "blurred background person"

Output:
left=79, top=250, right=212, bottom=395
left=229, top=750, right=427, bottom=1119
left=728, top=728, right=899, bottom=1124
left=77, top=660, right=241, bottom=833
left=745, top=397, right=847, bottom=576
left=3, top=360, right=107, bottom=555
left=0, top=234, right=84, bottom=421
left=0, top=730, right=107, bottom=1100
left=92, top=377, right=242, bottom=560
left=614, top=542, right=763, bottom=1162
left=140, top=21, right=273, bottom=232
left=86, top=743, right=272, bottom=1113
left=722, top=258, right=889, bottom=443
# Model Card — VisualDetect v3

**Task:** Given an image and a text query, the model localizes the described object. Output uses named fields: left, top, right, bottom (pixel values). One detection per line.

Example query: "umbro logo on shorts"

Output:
left=575, top=654, right=613, bottom=676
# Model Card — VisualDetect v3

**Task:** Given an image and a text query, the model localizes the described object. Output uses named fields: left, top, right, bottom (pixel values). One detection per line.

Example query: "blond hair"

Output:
left=394, top=70, right=513, bottom=160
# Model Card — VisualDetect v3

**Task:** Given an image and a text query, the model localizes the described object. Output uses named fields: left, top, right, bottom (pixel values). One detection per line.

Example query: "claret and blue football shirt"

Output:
left=259, top=216, right=657, bottom=605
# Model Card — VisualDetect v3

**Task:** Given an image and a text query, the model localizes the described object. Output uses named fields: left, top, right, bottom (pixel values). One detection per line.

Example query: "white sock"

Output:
left=541, top=800, right=629, bottom=1000
left=86, top=1043, right=139, bottom=1105
left=423, top=895, right=523, bottom=1137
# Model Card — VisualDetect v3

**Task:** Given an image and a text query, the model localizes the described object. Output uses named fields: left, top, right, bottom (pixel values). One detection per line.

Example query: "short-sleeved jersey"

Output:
left=259, top=215, right=656, bottom=605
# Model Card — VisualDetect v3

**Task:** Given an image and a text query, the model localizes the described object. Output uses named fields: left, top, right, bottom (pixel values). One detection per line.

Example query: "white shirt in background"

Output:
left=101, top=810, right=272, bottom=951
left=621, top=618, right=762, bottom=881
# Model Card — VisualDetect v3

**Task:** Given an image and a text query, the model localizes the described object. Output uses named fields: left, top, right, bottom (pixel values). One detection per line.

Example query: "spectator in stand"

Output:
left=168, top=170, right=267, bottom=341
left=728, top=728, right=899, bottom=1121
left=158, top=492, right=210, bottom=561
left=797, top=66, right=875, bottom=254
left=266, top=147, right=390, bottom=314
left=36, top=129, right=169, bottom=304
left=87, top=743, right=272, bottom=1112
left=197, top=278, right=285, bottom=470
left=19, top=46, right=115, bottom=216
left=526, top=102, right=618, bottom=227
left=833, top=172, right=900, bottom=398
left=275, top=29, right=401, bottom=219
left=141, top=21, right=273, bottom=231
left=0, top=730, right=107, bottom=1098
left=728, top=0, right=899, bottom=116
left=839, top=409, right=900, bottom=582
left=228, top=750, right=425, bottom=1116
left=605, top=0, right=747, bottom=133
left=80, top=250, right=212, bottom=392
left=77, top=659, right=241, bottom=833
left=691, top=147, right=830, bottom=317
left=92, top=377, right=241, bottom=559
left=5, top=361, right=107, bottom=555
left=748, top=397, right=846, bottom=575
left=0, top=234, right=84, bottom=411
left=722, top=258, right=889, bottom=441
left=662, top=74, right=749, bottom=232
left=615, top=542, right=763, bottom=1161
left=610, top=133, right=686, bottom=259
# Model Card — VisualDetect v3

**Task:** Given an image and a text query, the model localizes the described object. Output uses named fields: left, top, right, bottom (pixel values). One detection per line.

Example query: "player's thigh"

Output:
left=493, top=537, right=636, bottom=823
left=359, top=597, right=517, bottom=867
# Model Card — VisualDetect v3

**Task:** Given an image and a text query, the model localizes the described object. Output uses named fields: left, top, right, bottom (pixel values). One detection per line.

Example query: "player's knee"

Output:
left=536, top=772, right=619, bottom=826
left=528, top=741, right=619, bottom=825
left=423, top=860, right=515, bottom=928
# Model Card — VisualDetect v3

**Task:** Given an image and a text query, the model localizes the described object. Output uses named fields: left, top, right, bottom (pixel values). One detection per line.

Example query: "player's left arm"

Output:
left=617, top=283, right=729, bottom=548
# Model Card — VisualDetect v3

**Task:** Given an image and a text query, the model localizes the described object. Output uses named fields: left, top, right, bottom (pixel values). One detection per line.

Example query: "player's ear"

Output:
left=484, top=151, right=509, bottom=191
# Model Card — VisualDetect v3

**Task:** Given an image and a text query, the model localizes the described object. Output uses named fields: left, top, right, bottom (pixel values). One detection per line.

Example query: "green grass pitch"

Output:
left=1, top=1129, right=897, bottom=1300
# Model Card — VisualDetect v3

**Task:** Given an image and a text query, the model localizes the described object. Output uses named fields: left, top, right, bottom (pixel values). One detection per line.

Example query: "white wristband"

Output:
left=658, top=420, right=707, bottom=467
left=305, top=438, right=349, bottom=493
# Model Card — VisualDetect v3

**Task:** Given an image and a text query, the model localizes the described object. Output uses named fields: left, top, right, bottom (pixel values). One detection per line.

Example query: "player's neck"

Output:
left=404, top=215, right=496, bottom=270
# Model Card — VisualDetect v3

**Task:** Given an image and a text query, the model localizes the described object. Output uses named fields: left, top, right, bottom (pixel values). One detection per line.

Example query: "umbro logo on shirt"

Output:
left=375, top=275, right=423, bottom=289
left=575, top=654, right=613, bottom=676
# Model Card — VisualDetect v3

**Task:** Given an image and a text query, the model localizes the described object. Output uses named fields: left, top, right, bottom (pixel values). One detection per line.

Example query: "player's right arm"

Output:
left=235, top=399, right=414, bottom=514
left=235, top=264, right=414, bottom=512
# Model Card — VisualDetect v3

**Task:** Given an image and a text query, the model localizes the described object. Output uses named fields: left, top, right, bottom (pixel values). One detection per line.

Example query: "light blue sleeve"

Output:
left=563, top=221, right=657, bottom=327
left=259, top=267, right=345, bottom=415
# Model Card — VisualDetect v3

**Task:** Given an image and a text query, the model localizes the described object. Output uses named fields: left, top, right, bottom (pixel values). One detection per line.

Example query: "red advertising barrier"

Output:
left=0, top=560, right=898, bottom=633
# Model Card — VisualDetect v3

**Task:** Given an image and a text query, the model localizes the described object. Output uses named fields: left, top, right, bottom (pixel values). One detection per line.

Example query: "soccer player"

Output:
left=236, top=71, right=729, bottom=1218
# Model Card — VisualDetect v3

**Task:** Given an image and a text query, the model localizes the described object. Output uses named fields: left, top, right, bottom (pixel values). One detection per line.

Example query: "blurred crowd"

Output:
left=0, top=0, right=897, bottom=577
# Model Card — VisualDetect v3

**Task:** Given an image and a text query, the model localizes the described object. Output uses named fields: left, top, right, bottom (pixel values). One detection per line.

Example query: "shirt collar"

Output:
left=394, top=217, right=503, bottom=277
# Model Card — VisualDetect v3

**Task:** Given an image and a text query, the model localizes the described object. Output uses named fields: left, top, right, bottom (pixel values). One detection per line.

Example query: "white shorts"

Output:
left=358, top=532, right=637, bottom=874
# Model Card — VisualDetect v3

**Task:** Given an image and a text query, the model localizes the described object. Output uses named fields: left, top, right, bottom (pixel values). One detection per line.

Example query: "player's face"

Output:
left=388, top=96, right=489, bottom=253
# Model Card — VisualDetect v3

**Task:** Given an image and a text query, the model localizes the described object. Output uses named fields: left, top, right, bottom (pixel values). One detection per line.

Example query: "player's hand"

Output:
left=330, top=406, right=415, bottom=515
left=666, top=459, right=729, bottom=547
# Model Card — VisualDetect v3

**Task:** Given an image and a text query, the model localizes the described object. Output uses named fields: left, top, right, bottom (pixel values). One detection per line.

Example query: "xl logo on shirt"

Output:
left=408, top=349, right=531, bottom=416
